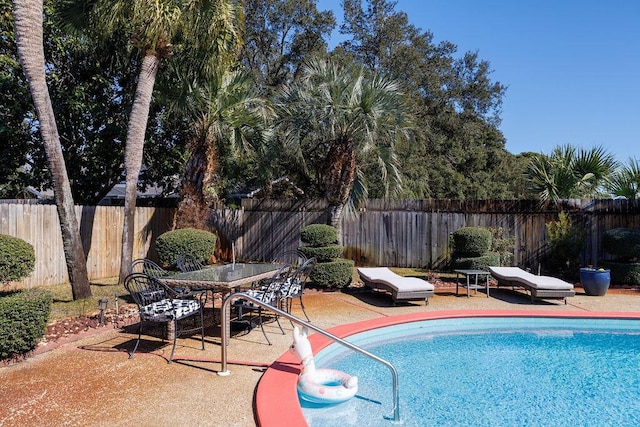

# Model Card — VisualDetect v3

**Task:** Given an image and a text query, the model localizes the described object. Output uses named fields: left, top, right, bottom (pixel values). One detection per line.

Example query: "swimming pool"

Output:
left=256, top=311, right=640, bottom=426
left=305, top=317, right=640, bottom=426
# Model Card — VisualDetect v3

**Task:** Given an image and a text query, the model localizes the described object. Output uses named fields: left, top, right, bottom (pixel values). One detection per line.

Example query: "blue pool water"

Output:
left=301, top=317, right=640, bottom=426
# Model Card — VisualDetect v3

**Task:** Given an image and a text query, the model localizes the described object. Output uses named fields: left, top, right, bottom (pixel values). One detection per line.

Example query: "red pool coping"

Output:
left=255, top=310, right=640, bottom=427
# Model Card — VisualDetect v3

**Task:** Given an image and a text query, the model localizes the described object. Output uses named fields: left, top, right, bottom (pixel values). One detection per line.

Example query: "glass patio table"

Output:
left=160, top=263, right=283, bottom=341
left=161, top=262, right=281, bottom=291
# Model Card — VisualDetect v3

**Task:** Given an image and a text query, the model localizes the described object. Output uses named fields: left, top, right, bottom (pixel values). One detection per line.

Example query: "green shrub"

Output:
left=0, top=234, right=36, bottom=284
left=452, top=252, right=501, bottom=271
left=155, top=228, right=217, bottom=267
left=489, top=227, right=515, bottom=267
left=602, top=228, right=640, bottom=261
left=310, top=259, right=355, bottom=289
left=601, top=261, right=640, bottom=285
left=0, top=289, right=52, bottom=360
left=545, top=212, right=585, bottom=277
left=299, top=245, right=344, bottom=262
left=300, top=224, right=337, bottom=247
left=451, top=227, right=492, bottom=257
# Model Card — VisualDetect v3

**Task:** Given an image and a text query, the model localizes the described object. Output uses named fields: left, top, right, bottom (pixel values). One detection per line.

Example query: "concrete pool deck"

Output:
left=1, top=285, right=639, bottom=426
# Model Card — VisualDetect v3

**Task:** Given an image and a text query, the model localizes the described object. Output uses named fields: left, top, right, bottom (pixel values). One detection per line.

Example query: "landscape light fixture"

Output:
left=98, top=298, right=108, bottom=326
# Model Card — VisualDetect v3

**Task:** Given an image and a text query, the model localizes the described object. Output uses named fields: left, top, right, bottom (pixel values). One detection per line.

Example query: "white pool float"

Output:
left=290, top=326, right=358, bottom=404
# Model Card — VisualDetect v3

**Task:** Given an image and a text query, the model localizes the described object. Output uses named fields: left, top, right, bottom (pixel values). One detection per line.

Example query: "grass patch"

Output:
left=44, top=278, right=129, bottom=321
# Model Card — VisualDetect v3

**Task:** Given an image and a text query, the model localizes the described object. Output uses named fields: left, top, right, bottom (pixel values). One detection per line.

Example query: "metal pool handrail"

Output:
left=219, top=292, right=401, bottom=422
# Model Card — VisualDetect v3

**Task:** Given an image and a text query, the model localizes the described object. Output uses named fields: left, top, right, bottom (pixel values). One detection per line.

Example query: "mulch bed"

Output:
left=41, top=304, right=139, bottom=345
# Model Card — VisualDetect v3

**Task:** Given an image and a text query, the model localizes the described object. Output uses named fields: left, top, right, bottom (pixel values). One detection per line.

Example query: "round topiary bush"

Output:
left=0, top=234, right=36, bottom=284
left=452, top=227, right=493, bottom=257
left=310, top=259, right=355, bottom=289
left=603, top=228, right=640, bottom=261
left=0, top=288, right=51, bottom=360
left=300, top=224, right=337, bottom=247
left=452, top=252, right=501, bottom=271
left=299, top=245, right=344, bottom=262
left=155, top=228, right=217, bottom=267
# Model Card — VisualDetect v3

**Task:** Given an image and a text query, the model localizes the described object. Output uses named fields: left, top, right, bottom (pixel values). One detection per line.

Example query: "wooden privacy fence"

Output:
left=237, top=198, right=640, bottom=271
left=0, top=204, right=175, bottom=288
left=2, top=199, right=640, bottom=288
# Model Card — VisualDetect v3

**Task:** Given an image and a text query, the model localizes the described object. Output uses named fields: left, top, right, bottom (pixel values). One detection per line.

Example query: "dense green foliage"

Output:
left=451, top=227, right=493, bottom=257
left=240, top=0, right=334, bottom=88
left=0, top=289, right=51, bottom=360
left=608, top=159, right=640, bottom=199
left=299, top=224, right=352, bottom=288
left=275, top=58, right=411, bottom=224
left=488, top=227, right=516, bottom=267
left=544, top=212, right=585, bottom=278
left=2, top=0, right=532, bottom=207
left=0, top=0, right=138, bottom=203
left=602, top=261, right=640, bottom=285
left=450, top=226, right=500, bottom=270
left=0, top=234, right=35, bottom=284
left=7, top=0, right=635, bottom=235
left=300, top=224, right=338, bottom=247
left=155, top=228, right=217, bottom=267
left=452, top=252, right=501, bottom=271
left=527, top=145, right=618, bottom=203
left=310, top=259, right=355, bottom=289
left=299, top=245, right=343, bottom=262
left=602, top=228, right=640, bottom=261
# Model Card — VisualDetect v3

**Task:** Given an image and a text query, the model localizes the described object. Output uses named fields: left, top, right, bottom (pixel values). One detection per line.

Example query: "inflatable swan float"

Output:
left=290, top=326, right=358, bottom=404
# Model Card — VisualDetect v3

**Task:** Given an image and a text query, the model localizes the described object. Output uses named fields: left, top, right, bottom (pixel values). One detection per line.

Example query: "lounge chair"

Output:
left=357, top=267, right=434, bottom=305
left=488, top=266, right=575, bottom=304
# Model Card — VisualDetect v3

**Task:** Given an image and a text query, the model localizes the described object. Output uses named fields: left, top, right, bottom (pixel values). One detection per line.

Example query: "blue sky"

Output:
left=316, top=0, right=639, bottom=164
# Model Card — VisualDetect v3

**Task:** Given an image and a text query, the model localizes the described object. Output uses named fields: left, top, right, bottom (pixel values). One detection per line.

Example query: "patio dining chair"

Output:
left=129, top=258, right=169, bottom=278
left=232, top=263, right=294, bottom=345
left=176, top=253, right=205, bottom=272
left=271, top=249, right=308, bottom=269
left=123, top=273, right=205, bottom=363
left=280, top=257, right=316, bottom=322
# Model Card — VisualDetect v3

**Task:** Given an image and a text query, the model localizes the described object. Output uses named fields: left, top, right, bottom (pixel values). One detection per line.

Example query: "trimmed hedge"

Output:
left=601, top=261, right=640, bottom=285
left=0, top=289, right=52, bottom=360
left=603, top=228, right=640, bottom=261
left=155, top=228, right=217, bottom=267
left=310, top=259, right=355, bottom=289
left=452, top=227, right=492, bottom=257
left=299, top=224, right=352, bottom=288
left=300, top=224, right=337, bottom=247
left=452, top=252, right=501, bottom=271
left=299, top=245, right=344, bottom=262
left=0, top=234, right=36, bottom=284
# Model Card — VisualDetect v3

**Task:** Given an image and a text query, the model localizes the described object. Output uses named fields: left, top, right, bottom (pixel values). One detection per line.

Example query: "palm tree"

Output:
left=172, top=69, right=271, bottom=229
left=275, top=58, right=413, bottom=228
left=12, top=0, right=91, bottom=299
left=61, top=0, right=243, bottom=282
left=608, top=158, right=640, bottom=199
left=527, top=144, right=618, bottom=203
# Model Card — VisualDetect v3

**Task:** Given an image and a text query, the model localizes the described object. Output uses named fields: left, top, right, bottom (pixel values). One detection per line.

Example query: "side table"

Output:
left=455, top=269, right=491, bottom=298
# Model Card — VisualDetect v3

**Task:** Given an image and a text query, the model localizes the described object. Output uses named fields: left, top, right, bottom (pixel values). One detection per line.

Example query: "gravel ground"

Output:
left=1, top=285, right=639, bottom=426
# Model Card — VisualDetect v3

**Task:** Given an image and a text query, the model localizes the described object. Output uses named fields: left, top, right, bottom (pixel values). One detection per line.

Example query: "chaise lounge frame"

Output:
left=357, top=267, right=434, bottom=306
left=488, top=266, right=575, bottom=304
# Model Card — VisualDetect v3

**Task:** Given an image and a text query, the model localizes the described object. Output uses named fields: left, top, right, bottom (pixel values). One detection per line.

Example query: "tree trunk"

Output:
left=119, top=54, right=159, bottom=283
left=175, top=123, right=218, bottom=230
left=323, top=139, right=356, bottom=238
left=13, top=0, right=91, bottom=299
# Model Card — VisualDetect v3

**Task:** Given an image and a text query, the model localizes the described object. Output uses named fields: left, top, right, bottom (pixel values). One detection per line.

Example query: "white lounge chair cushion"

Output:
left=488, top=267, right=574, bottom=290
left=357, top=267, right=434, bottom=292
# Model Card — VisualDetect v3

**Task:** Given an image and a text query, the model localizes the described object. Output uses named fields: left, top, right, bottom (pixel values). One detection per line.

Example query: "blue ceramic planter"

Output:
left=580, top=268, right=610, bottom=296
